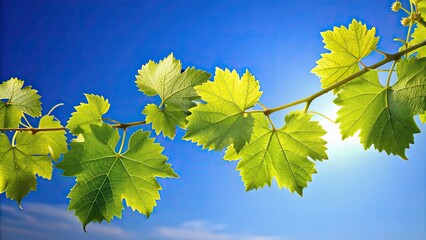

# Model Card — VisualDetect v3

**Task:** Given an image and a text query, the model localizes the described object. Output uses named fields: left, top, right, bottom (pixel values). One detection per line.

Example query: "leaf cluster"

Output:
left=1, top=1, right=425, bottom=230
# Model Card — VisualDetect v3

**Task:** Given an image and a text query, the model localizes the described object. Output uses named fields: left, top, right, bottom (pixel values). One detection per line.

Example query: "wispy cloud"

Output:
left=1, top=204, right=291, bottom=240
left=0, top=202, right=136, bottom=240
left=153, top=220, right=287, bottom=240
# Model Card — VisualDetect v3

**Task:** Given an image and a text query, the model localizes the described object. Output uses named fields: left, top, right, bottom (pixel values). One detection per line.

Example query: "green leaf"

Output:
left=223, top=113, right=271, bottom=162
left=38, top=115, right=68, bottom=161
left=0, top=133, right=52, bottom=206
left=57, top=124, right=178, bottom=230
left=419, top=0, right=426, bottom=14
left=420, top=112, right=426, bottom=123
left=184, top=68, right=262, bottom=152
left=334, top=71, right=420, bottom=159
left=0, top=78, right=42, bottom=128
left=223, top=145, right=240, bottom=161
left=311, top=19, right=379, bottom=89
left=226, top=112, right=327, bottom=195
left=393, top=57, right=426, bottom=114
left=143, top=103, right=186, bottom=139
left=67, top=94, right=110, bottom=135
left=136, top=53, right=211, bottom=138
left=410, top=25, right=426, bottom=58
left=407, top=2, right=426, bottom=57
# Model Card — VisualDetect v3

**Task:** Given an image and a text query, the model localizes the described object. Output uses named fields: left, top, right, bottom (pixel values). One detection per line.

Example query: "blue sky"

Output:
left=1, top=0, right=425, bottom=239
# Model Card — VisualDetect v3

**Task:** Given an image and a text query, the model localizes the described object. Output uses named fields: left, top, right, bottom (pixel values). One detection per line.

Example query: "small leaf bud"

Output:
left=392, top=1, right=402, bottom=12
left=401, top=17, right=412, bottom=26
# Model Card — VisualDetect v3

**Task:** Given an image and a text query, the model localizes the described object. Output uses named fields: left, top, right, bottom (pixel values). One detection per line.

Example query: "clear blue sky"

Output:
left=1, top=0, right=425, bottom=239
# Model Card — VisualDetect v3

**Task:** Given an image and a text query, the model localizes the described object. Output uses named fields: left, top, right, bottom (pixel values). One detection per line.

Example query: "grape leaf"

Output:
left=135, top=53, right=210, bottom=138
left=0, top=133, right=52, bottom=206
left=143, top=103, right=186, bottom=139
left=184, top=68, right=262, bottom=153
left=223, top=144, right=241, bottom=162
left=410, top=25, right=426, bottom=58
left=67, top=94, right=110, bottom=135
left=393, top=57, right=426, bottom=114
left=311, top=19, right=379, bottom=89
left=57, top=124, right=178, bottom=230
left=334, top=71, right=420, bottom=159
left=224, top=112, right=327, bottom=195
left=38, top=115, right=68, bottom=161
left=419, top=0, right=426, bottom=13
left=407, top=2, right=426, bottom=57
left=0, top=78, right=42, bottom=128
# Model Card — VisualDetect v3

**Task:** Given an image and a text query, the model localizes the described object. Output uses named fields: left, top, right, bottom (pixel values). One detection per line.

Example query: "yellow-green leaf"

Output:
left=136, top=53, right=210, bottom=138
left=228, top=112, right=327, bottom=195
left=143, top=103, right=187, bottom=139
left=0, top=78, right=42, bottom=128
left=57, top=124, right=178, bottom=230
left=334, top=71, right=420, bottom=159
left=184, top=68, right=262, bottom=152
left=66, top=94, right=110, bottom=135
left=312, top=19, right=379, bottom=89
left=0, top=133, right=52, bottom=206
left=393, top=57, right=426, bottom=114
left=38, top=115, right=68, bottom=161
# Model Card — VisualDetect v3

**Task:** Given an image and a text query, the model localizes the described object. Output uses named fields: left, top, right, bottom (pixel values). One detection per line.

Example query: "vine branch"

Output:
left=0, top=120, right=147, bottom=133
left=261, top=39, right=426, bottom=116
left=1, top=40, right=425, bottom=134
left=417, top=18, right=426, bottom=28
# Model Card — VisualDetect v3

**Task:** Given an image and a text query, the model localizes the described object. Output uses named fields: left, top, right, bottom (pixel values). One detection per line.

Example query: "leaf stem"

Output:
left=11, top=132, right=17, bottom=146
left=102, top=117, right=121, bottom=124
left=47, top=103, right=64, bottom=116
left=400, top=6, right=411, bottom=15
left=19, top=122, right=30, bottom=128
left=257, top=102, right=268, bottom=110
left=307, top=111, right=335, bottom=123
left=245, top=109, right=266, bottom=114
left=386, top=61, right=398, bottom=88
left=373, top=49, right=391, bottom=58
left=266, top=115, right=276, bottom=130
left=303, top=101, right=312, bottom=112
left=405, top=23, right=413, bottom=57
left=22, top=115, right=33, bottom=128
left=369, top=69, right=394, bottom=72
left=110, top=120, right=147, bottom=129
left=118, top=129, right=127, bottom=154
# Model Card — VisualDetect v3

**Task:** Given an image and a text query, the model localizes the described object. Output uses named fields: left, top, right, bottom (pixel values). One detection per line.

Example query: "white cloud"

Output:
left=153, top=220, right=287, bottom=240
left=0, top=202, right=136, bottom=240
left=1, top=204, right=291, bottom=240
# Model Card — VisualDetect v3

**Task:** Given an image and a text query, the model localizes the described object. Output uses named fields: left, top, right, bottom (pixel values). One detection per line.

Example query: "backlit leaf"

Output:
left=57, top=124, right=178, bottom=230
left=66, top=94, right=110, bottom=135
left=334, top=71, right=420, bottom=159
left=0, top=133, right=52, bottom=206
left=225, top=112, right=327, bottom=195
left=312, top=19, right=379, bottom=89
left=393, top=57, right=426, bottom=114
left=0, top=78, right=41, bottom=128
left=184, top=68, right=262, bottom=152
left=38, top=115, right=68, bottom=161
left=136, top=53, right=210, bottom=138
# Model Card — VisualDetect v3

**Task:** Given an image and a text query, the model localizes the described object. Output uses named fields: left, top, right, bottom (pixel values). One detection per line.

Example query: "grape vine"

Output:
left=0, top=0, right=425, bottom=230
